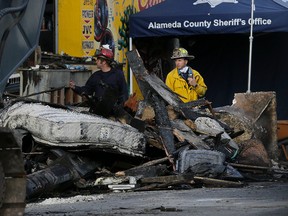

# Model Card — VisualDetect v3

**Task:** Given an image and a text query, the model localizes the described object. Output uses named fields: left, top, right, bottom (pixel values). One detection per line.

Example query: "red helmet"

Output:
left=94, top=46, right=113, bottom=60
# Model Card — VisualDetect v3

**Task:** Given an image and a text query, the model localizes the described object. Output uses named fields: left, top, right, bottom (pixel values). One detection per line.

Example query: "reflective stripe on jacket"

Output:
left=165, top=67, right=207, bottom=103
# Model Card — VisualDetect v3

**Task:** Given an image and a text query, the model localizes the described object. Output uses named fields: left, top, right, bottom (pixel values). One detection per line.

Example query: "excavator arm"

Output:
left=0, top=0, right=46, bottom=103
left=0, top=1, right=46, bottom=215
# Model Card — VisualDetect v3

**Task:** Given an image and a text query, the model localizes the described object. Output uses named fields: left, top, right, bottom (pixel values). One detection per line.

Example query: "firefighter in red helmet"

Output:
left=94, top=45, right=114, bottom=60
left=69, top=45, right=128, bottom=117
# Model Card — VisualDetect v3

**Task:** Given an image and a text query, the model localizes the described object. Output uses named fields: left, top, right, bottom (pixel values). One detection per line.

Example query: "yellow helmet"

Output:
left=171, top=47, right=195, bottom=60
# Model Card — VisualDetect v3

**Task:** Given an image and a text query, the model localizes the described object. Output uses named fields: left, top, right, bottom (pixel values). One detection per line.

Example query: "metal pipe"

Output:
left=54, top=0, right=58, bottom=53
left=129, top=37, right=133, bottom=95
left=247, top=0, right=255, bottom=93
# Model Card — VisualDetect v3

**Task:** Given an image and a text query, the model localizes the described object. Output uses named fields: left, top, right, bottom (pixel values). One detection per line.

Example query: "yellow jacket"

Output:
left=165, top=67, right=207, bottom=103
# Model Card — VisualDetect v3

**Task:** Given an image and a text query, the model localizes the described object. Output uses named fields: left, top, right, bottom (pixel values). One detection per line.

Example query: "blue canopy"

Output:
left=129, top=0, right=288, bottom=38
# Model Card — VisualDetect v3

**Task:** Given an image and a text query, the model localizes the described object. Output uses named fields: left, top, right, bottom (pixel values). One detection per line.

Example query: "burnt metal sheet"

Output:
left=214, top=92, right=278, bottom=160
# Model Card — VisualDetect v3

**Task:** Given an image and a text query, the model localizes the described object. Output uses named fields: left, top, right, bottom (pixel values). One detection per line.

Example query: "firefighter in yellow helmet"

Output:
left=165, top=47, right=207, bottom=103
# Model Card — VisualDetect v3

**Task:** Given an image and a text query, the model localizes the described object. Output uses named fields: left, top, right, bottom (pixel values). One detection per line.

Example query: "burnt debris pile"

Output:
left=1, top=50, right=287, bottom=201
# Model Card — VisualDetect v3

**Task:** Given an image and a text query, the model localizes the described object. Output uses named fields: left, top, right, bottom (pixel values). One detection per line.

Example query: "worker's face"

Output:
left=175, top=58, right=188, bottom=70
left=95, top=58, right=105, bottom=68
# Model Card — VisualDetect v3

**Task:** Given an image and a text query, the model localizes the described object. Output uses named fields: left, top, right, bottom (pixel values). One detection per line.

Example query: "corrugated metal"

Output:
left=20, top=69, right=92, bottom=104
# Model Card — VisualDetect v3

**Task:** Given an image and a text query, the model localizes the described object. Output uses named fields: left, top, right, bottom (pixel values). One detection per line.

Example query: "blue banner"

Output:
left=130, top=0, right=288, bottom=38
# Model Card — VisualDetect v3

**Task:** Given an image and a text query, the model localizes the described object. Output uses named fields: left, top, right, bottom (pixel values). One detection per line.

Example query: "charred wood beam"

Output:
left=173, top=128, right=210, bottom=150
left=116, top=164, right=169, bottom=179
left=229, top=130, right=245, bottom=139
left=135, top=174, right=195, bottom=191
left=134, top=180, right=190, bottom=191
left=125, top=50, right=156, bottom=101
left=151, top=94, right=175, bottom=157
left=135, top=174, right=244, bottom=191
left=113, top=105, right=146, bottom=132
left=144, top=128, right=164, bottom=150
left=229, top=163, right=270, bottom=170
left=180, top=107, right=212, bottom=121
left=130, top=156, right=169, bottom=169
left=228, top=162, right=288, bottom=175
left=171, top=119, right=211, bottom=149
left=140, top=173, right=194, bottom=184
left=115, top=157, right=170, bottom=178
left=193, top=176, right=244, bottom=187
left=179, top=98, right=211, bottom=109
left=126, top=49, right=183, bottom=106
left=179, top=98, right=216, bottom=118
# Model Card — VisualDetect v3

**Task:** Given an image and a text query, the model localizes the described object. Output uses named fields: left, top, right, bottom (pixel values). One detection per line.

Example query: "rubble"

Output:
left=2, top=50, right=288, bottom=201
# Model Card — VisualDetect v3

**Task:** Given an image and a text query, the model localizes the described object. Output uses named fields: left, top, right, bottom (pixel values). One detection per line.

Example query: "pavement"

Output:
left=25, top=181, right=288, bottom=216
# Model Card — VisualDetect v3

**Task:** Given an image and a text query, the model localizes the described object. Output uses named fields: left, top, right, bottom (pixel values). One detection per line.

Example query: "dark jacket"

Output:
left=74, top=68, right=128, bottom=105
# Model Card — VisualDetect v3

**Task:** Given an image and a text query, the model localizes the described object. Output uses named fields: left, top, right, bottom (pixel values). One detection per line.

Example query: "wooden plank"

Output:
left=65, top=88, right=74, bottom=104
left=116, top=164, right=169, bottom=179
left=171, top=119, right=192, bottom=132
left=194, top=176, right=244, bottom=187
left=59, top=88, right=65, bottom=105
left=140, top=173, right=194, bottom=184
left=144, top=125, right=164, bottom=150
left=135, top=174, right=195, bottom=191
left=151, top=94, right=175, bottom=157
left=135, top=100, right=155, bottom=121
left=126, top=49, right=182, bottom=106
left=173, top=128, right=210, bottom=150
left=171, top=119, right=210, bottom=149
left=131, top=157, right=169, bottom=169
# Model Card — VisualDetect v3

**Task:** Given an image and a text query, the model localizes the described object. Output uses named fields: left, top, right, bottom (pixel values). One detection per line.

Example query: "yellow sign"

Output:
left=58, top=0, right=164, bottom=97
